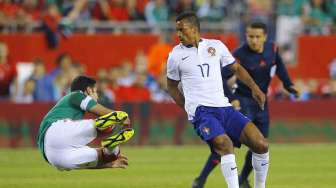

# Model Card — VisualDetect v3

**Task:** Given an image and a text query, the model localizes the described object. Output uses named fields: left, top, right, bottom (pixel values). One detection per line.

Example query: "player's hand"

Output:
left=251, top=86, right=265, bottom=110
left=110, top=154, right=129, bottom=169
left=123, top=117, right=131, bottom=127
left=285, top=85, right=299, bottom=98
left=230, top=99, right=241, bottom=111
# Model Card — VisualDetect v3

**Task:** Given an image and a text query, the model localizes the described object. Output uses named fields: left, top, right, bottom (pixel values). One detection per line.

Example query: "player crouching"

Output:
left=37, top=75, right=134, bottom=171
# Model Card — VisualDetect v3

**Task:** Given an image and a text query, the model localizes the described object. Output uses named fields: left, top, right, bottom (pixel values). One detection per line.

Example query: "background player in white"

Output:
left=166, top=12, right=269, bottom=188
left=37, top=75, right=134, bottom=171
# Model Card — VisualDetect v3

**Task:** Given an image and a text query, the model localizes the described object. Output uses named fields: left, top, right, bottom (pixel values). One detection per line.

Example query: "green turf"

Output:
left=0, top=144, right=335, bottom=188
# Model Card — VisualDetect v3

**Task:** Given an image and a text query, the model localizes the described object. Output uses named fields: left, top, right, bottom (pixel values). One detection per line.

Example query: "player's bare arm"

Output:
left=229, top=62, right=266, bottom=110
left=167, top=78, right=185, bottom=109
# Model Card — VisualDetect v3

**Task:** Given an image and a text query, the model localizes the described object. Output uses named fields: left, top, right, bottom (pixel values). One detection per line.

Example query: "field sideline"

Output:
left=0, top=144, right=335, bottom=188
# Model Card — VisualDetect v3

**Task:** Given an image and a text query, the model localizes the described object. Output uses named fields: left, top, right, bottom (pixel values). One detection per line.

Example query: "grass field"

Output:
left=0, top=144, right=335, bottom=188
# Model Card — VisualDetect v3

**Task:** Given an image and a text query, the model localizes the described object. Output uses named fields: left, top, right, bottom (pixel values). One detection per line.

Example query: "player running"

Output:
left=167, top=12, right=269, bottom=188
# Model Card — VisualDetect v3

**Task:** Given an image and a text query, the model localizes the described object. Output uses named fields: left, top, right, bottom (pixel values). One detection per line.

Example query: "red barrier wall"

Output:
left=0, top=33, right=239, bottom=76
left=1, top=33, right=335, bottom=78
left=288, top=35, right=336, bottom=79
left=0, top=34, right=160, bottom=75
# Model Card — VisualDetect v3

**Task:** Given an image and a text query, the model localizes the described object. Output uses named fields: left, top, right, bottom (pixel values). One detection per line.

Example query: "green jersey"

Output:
left=37, top=91, right=97, bottom=161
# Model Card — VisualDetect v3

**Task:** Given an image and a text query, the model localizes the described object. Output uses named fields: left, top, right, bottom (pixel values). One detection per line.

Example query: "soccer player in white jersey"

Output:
left=166, top=12, right=270, bottom=188
left=37, top=75, right=134, bottom=171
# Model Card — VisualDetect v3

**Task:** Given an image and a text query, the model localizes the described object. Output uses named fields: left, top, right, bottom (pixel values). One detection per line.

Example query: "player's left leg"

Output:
left=240, top=122, right=269, bottom=188
left=192, top=106, right=240, bottom=188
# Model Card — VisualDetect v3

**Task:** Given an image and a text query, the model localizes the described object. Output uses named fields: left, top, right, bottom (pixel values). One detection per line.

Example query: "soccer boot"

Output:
left=95, top=111, right=128, bottom=130
left=192, top=177, right=205, bottom=188
left=239, top=180, right=252, bottom=188
left=101, top=128, right=135, bottom=149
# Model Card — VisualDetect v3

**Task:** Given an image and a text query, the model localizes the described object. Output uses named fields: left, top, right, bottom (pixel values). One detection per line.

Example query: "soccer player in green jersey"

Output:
left=37, top=75, right=134, bottom=171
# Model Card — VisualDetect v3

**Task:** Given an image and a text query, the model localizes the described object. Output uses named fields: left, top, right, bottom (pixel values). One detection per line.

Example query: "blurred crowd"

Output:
left=1, top=39, right=336, bottom=105
left=0, top=0, right=335, bottom=60
left=1, top=0, right=336, bottom=104
left=0, top=40, right=173, bottom=106
left=0, top=0, right=335, bottom=34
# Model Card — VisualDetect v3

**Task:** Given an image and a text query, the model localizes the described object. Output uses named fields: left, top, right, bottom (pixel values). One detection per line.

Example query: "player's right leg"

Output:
left=210, top=134, right=240, bottom=188
left=240, top=122, right=269, bottom=188
left=192, top=106, right=239, bottom=188
left=94, top=111, right=129, bottom=131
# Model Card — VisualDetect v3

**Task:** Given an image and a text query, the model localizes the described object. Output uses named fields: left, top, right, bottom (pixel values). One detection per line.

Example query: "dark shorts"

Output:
left=237, top=95, right=269, bottom=137
left=191, top=106, right=250, bottom=148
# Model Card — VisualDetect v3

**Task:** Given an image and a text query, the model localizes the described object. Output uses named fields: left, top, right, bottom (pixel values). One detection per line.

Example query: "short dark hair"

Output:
left=247, top=22, right=267, bottom=34
left=70, top=75, right=96, bottom=92
left=176, top=11, right=200, bottom=31
left=55, top=52, right=71, bottom=65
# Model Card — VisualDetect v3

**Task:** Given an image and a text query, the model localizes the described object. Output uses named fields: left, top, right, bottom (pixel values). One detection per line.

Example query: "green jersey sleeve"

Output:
left=70, top=91, right=98, bottom=111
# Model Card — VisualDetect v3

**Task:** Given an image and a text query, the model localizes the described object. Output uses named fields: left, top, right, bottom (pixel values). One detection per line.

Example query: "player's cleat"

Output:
left=192, top=177, right=206, bottom=188
left=95, top=111, right=128, bottom=130
left=239, top=180, right=252, bottom=188
left=101, top=128, right=135, bottom=149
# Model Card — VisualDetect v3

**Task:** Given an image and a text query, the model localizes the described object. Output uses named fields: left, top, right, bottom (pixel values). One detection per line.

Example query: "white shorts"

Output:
left=44, top=119, right=98, bottom=171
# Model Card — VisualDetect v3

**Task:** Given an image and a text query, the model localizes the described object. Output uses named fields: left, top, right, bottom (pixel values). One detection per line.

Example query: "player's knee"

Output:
left=212, top=135, right=234, bottom=156
left=255, top=139, right=268, bottom=154
left=215, top=145, right=233, bottom=156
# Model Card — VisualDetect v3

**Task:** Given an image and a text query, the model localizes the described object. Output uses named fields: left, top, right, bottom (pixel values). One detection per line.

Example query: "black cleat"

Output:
left=239, top=180, right=252, bottom=188
left=192, top=177, right=206, bottom=188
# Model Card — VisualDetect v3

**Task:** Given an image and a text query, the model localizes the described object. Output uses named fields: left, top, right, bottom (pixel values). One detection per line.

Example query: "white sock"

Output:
left=103, top=146, right=120, bottom=156
left=252, top=152, right=269, bottom=188
left=220, top=154, right=239, bottom=188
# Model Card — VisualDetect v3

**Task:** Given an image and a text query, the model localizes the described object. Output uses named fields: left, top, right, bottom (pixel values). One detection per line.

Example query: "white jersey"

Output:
left=167, top=38, right=235, bottom=120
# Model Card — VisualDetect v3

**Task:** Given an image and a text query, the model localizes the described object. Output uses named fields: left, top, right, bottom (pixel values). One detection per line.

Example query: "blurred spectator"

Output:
left=326, top=0, right=336, bottom=32
left=58, top=0, right=92, bottom=24
left=329, top=58, right=336, bottom=79
left=303, top=0, right=333, bottom=35
left=72, top=60, right=86, bottom=75
left=49, top=52, right=73, bottom=79
left=149, top=71, right=172, bottom=103
left=42, top=3, right=62, bottom=48
left=97, top=78, right=115, bottom=107
left=197, top=0, right=225, bottom=22
left=0, top=42, right=17, bottom=99
left=92, top=0, right=129, bottom=21
left=145, top=0, right=169, bottom=29
left=293, top=78, right=311, bottom=101
left=134, top=50, right=156, bottom=89
left=170, top=0, right=198, bottom=17
left=30, top=59, right=55, bottom=102
left=147, top=33, right=172, bottom=78
left=276, top=0, right=305, bottom=64
left=107, top=66, right=121, bottom=89
left=248, top=0, right=274, bottom=22
left=330, top=79, right=336, bottom=97
left=53, top=72, right=68, bottom=100
left=12, top=78, right=35, bottom=103
left=117, top=60, right=136, bottom=86
left=97, top=68, right=108, bottom=80
left=127, top=0, right=146, bottom=20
